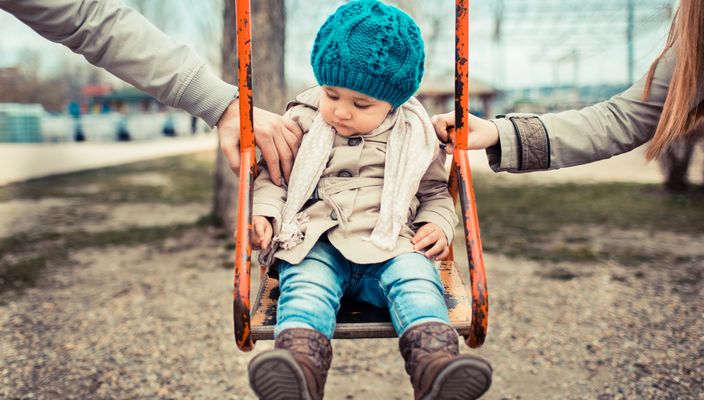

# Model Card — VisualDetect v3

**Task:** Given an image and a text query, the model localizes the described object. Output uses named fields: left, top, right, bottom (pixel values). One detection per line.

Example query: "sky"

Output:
left=0, top=0, right=674, bottom=90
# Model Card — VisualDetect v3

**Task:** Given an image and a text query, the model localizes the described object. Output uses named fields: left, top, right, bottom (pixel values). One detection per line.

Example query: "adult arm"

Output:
left=433, top=48, right=686, bottom=172
left=488, top=47, right=678, bottom=172
left=0, top=0, right=234, bottom=127
left=0, top=0, right=303, bottom=182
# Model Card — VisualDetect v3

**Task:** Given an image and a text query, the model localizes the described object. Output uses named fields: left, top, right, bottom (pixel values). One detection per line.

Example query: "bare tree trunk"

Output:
left=661, top=140, right=694, bottom=192
left=213, top=0, right=286, bottom=237
left=659, top=126, right=703, bottom=192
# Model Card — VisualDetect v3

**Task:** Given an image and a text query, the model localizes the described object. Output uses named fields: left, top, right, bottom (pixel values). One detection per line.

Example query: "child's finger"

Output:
left=412, top=224, right=432, bottom=243
left=253, top=220, right=265, bottom=238
left=261, top=223, right=273, bottom=250
left=251, top=223, right=262, bottom=248
left=424, top=240, right=446, bottom=258
left=434, top=246, right=450, bottom=261
left=414, top=230, right=440, bottom=251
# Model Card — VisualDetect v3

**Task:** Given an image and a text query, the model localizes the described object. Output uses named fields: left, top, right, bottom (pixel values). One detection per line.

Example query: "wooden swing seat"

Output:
left=250, top=260, right=472, bottom=340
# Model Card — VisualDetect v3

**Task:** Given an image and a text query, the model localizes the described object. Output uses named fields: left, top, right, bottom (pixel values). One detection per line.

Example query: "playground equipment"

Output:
left=232, top=0, right=488, bottom=352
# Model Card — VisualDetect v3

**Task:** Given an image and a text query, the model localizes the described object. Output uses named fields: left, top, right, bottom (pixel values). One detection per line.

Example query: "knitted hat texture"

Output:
left=311, top=0, right=425, bottom=108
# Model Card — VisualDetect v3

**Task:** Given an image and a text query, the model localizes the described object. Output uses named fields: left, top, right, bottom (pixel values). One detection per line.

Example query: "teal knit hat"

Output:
left=311, top=0, right=425, bottom=108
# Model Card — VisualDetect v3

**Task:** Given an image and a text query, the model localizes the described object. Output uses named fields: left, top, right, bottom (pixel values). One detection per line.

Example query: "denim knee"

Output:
left=377, top=252, right=449, bottom=334
left=275, top=242, right=348, bottom=338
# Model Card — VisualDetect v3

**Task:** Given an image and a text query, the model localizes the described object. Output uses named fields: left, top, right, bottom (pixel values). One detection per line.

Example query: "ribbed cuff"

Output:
left=176, top=64, right=239, bottom=128
left=508, top=115, right=550, bottom=171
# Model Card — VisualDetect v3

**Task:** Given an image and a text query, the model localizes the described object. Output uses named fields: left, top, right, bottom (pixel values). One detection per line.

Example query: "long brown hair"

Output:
left=643, top=0, right=704, bottom=160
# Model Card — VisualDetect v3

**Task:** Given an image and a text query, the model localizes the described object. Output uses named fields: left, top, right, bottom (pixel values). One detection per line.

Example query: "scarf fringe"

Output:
left=366, top=215, right=407, bottom=250
left=273, top=212, right=310, bottom=250
left=366, top=233, right=395, bottom=251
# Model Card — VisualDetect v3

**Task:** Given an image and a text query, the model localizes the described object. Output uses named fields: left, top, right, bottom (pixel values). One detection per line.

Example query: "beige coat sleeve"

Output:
left=488, top=47, right=681, bottom=172
left=412, top=150, right=458, bottom=244
left=0, top=0, right=237, bottom=127
left=253, top=161, right=288, bottom=220
left=253, top=99, right=318, bottom=219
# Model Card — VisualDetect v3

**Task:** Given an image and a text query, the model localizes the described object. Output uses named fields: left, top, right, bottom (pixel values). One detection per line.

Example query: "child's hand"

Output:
left=411, top=223, right=450, bottom=260
left=252, top=216, right=273, bottom=250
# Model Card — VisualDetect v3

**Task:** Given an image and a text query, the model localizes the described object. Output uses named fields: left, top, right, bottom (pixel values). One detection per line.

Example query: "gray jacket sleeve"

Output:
left=487, top=47, right=678, bottom=172
left=0, top=0, right=237, bottom=127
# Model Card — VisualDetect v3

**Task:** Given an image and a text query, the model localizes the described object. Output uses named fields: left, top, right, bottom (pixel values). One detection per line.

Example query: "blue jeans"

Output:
left=275, top=240, right=449, bottom=338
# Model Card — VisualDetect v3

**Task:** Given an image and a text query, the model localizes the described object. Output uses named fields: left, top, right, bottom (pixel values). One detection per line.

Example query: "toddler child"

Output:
left=248, top=1, right=492, bottom=399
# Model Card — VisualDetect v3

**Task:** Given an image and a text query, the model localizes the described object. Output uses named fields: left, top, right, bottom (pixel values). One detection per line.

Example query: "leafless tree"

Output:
left=377, top=0, right=455, bottom=80
left=660, top=125, right=704, bottom=192
left=127, top=0, right=223, bottom=67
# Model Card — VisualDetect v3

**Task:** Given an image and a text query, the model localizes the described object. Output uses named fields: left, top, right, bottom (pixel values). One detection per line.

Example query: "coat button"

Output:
left=347, top=137, right=362, bottom=146
left=337, top=169, right=353, bottom=178
left=330, top=210, right=338, bottom=221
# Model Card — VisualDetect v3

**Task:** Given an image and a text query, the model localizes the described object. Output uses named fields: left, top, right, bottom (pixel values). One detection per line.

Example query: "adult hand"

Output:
left=216, top=99, right=304, bottom=185
left=431, top=110, right=500, bottom=155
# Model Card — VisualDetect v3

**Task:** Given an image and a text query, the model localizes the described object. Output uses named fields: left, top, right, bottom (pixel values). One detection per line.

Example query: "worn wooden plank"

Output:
left=250, top=261, right=472, bottom=341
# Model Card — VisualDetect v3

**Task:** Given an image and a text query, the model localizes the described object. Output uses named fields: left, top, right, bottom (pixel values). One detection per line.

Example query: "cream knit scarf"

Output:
left=274, top=96, right=437, bottom=251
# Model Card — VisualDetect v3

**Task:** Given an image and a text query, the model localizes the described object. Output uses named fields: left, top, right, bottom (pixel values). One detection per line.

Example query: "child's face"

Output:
left=319, top=86, right=392, bottom=137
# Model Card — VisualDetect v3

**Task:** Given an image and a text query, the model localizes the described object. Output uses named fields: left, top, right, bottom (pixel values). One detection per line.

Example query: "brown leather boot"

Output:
left=248, top=328, right=333, bottom=400
left=399, top=322, right=492, bottom=400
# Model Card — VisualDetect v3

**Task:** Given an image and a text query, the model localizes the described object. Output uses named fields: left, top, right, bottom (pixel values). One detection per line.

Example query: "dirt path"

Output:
left=1, top=153, right=702, bottom=399
left=0, top=135, right=217, bottom=186
left=1, top=199, right=702, bottom=399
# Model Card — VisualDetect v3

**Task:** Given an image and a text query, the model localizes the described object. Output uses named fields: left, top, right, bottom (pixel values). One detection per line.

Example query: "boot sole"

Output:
left=248, top=350, right=313, bottom=400
left=422, top=355, right=493, bottom=400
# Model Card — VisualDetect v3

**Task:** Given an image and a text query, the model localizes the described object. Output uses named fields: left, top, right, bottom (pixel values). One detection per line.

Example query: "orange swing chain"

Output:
left=452, top=0, right=489, bottom=348
left=233, top=0, right=255, bottom=352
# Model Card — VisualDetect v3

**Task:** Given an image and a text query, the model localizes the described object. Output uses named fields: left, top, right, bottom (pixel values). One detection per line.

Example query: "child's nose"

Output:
left=334, top=106, right=351, bottom=120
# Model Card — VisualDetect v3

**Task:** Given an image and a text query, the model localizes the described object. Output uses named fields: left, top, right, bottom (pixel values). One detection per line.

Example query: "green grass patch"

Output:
left=0, top=224, right=196, bottom=293
left=61, top=225, right=193, bottom=250
left=0, top=256, right=49, bottom=291
left=472, top=175, right=704, bottom=264
left=2, top=154, right=702, bottom=291
left=475, top=178, right=704, bottom=236
left=537, top=265, right=591, bottom=281
left=0, top=152, right=222, bottom=294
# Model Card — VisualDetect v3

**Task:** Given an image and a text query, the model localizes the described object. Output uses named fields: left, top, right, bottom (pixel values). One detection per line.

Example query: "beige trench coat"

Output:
left=253, top=87, right=457, bottom=265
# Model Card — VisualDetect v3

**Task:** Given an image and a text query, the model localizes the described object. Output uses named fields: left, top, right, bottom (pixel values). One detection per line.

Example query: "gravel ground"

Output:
left=1, top=159, right=702, bottom=399
left=1, top=223, right=702, bottom=399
